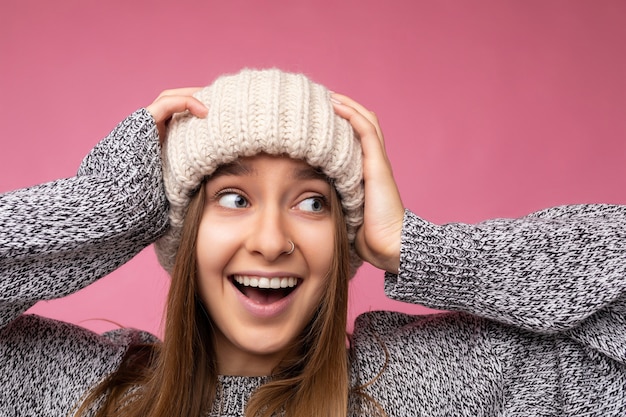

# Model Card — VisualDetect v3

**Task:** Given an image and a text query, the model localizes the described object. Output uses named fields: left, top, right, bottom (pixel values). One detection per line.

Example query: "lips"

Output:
left=231, top=275, right=299, bottom=306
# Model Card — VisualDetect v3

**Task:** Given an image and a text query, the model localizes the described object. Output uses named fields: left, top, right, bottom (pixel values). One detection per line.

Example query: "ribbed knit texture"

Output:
left=155, top=69, right=364, bottom=274
left=1, top=110, right=626, bottom=416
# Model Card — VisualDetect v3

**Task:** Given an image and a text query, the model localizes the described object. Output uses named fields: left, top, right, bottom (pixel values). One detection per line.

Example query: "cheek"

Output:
left=300, top=220, right=335, bottom=282
left=311, top=236, right=334, bottom=275
left=195, top=217, right=239, bottom=280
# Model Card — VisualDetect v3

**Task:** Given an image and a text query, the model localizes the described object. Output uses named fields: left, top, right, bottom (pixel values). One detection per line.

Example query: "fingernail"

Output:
left=330, top=96, right=342, bottom=105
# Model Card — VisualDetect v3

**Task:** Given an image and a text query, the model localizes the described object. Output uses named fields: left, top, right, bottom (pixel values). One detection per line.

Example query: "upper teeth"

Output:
left=234, top=275, right=298, bottom=289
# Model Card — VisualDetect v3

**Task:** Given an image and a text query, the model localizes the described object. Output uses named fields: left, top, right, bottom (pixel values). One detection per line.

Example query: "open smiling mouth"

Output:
left=231, top=275, right=299, bottom=305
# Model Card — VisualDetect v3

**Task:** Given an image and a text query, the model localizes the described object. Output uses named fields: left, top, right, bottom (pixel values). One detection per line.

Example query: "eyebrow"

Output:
left=292, top=165, right=329, bottom=182
left=210, top=159, right=330, bottom=182
left=211, top=161, right=253, bottom=178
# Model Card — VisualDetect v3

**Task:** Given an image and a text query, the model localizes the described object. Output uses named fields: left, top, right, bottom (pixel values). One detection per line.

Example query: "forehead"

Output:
left=210, top=154, right=329, bottom=182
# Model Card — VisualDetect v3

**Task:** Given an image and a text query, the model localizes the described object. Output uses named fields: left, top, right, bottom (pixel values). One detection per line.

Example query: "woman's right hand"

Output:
left=146, top=88, right=208, bottom=143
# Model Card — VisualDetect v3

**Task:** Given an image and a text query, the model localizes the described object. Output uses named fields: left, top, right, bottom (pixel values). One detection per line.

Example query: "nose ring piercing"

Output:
left=286, top=240, right=295, bottom=255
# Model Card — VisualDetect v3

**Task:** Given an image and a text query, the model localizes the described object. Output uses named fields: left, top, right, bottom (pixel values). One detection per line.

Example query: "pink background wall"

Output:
left=2, top=0, right=625, bottom=336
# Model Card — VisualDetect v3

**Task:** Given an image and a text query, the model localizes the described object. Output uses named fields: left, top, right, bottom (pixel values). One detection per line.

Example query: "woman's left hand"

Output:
left=332, top=93, right=404, bottom=274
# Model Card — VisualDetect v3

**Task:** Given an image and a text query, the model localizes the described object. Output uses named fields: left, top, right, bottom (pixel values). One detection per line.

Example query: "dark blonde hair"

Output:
left=75, top=175, right=351, bottom=417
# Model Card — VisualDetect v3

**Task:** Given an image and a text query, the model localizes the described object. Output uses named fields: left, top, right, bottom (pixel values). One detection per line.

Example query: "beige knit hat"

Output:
left=155, top=68, right=364, bottom=275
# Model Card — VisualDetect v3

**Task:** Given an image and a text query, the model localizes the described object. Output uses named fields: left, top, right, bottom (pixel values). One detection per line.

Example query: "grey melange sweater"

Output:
left=0, top=109, right=625, bottom=417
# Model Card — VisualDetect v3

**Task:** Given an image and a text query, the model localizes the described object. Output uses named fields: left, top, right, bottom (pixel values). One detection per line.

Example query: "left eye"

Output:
left=296, top=197, right=326, bottom=213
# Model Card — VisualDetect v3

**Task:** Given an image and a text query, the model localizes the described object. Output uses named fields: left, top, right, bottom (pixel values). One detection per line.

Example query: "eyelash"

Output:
left=211, top=189, right=329, bottom=212
left=297, top=195, right=329, bottom=213
left=213, top=188, right=243, bottom=198
left=213, top=188, right=249, bottom=208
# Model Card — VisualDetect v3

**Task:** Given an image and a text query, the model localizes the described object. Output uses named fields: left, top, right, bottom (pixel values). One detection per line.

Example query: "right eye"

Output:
left=217, top=192, right=249, bottom=209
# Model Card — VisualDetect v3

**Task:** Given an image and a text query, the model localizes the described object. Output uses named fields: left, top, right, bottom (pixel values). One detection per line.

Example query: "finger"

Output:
left=331, top=93, right=384, bottom=146
left=332, top=99, right=389, bottom=164
left=155, top=87, right=204, bottom=100
left=332, top=94, right=403, bottom=273
left=146, top=95, right=208, bottom=123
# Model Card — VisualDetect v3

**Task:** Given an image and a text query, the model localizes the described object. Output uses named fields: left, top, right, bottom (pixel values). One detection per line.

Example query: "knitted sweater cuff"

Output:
left=384, top=209, right=480, bottom=312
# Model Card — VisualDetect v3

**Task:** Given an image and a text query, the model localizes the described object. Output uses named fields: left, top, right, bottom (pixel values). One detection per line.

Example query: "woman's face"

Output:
left=195, top=154, right=335, bottom=376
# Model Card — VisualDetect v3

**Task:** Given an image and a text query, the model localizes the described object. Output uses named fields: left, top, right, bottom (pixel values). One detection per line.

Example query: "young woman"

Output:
left=1, top=69, right=625, bottom=417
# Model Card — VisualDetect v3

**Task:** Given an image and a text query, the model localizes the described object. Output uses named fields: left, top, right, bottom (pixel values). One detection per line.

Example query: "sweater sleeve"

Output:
left=0, top=109, right=168, bottom=328
left=384, top=205, right=626, bottom=343
left=350, top=206, right=626, bottom=415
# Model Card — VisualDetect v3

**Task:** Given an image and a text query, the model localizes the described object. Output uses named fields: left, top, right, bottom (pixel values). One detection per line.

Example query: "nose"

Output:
left=244, top=205, right=291, bottom=261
